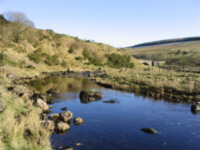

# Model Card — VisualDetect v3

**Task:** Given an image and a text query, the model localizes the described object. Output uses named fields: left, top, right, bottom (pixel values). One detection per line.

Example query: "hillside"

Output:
left=126, top=39, right=200, bottom=70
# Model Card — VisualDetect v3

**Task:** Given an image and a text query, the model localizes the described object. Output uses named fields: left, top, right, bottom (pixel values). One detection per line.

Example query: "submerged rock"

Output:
left=61, top=107, right=68, bottom=111
left=0, top=98, right=7, bottom=112
left=79, top=89, right=103, bottom=103
left=141, top=128, right=158, bottom=134
left=73, top=117, right=84, bottom=125
left=59, top=111, right=73, bottom=123
left=103, top=100, right=119, bottom=103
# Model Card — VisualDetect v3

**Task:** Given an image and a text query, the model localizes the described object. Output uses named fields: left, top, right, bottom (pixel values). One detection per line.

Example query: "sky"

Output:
left=0, top=0, right=200, bottom=47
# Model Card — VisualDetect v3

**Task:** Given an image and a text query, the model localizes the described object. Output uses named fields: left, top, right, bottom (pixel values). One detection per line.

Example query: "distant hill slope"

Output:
left=128, top=37, right=200, bottom=48
left=126, top=38, right=200, bottom=69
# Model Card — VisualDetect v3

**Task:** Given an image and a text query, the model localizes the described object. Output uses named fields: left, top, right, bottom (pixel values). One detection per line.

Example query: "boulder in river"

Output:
left=0, top=98, right=7, bottom=113
left=59, top=111, right=73, bottom=123
left=79, top=89, right=103, bottom=103
left=57, top=122, right=70, bottom=132
left=46, top=88, right=60, bottom=95
left=48, top=113, right=59, bottom=121
left=103, top=100, right=119, bottom=104
left=141, top=128, right=158, bottom=134
left=191, top=104, right=200, bottom=113
left=61, top=107, right=68, bottom=111
left=73, top=117, right=84, bottom=125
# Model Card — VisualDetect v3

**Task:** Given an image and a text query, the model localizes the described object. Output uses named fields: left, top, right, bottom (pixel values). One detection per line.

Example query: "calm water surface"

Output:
left=32, top=76, right=200, bottom=150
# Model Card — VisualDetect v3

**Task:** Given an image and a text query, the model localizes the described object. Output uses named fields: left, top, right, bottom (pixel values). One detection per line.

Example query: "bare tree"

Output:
left=4, top=11, right=35, bottom=27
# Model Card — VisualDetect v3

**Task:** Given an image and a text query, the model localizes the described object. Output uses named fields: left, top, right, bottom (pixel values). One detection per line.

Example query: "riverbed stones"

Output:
left=57, top=122, right=70, bottom=132
left=79, top=89, right=103, bottom=103
left=0, top=98, right=7, bottom=112
left=141, top=128, right=158, bottom=134
left=59, top=111, right=73, bottom=123
left=73, top=117, right=84, bottom=125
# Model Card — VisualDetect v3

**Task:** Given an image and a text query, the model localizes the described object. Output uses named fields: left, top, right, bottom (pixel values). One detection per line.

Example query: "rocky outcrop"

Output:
left=44, top=120, right=55, bottom=132
left=73, top=117, right=84, bottom=125
left=141, top=128, right=158, bottom=134
left=79, top=89, right=103, bottom=103
left=0, top=98, right=7, bottom=112
left=48, top=113, right=59, bottom=121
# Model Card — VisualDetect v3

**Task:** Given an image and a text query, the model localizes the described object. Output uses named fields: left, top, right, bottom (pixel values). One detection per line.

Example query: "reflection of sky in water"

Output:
left=32, top=76, right=200, bottom=150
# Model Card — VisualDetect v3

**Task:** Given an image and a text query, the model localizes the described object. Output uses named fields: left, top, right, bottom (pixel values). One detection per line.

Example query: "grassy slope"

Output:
left=126, top=41, right=200, bottom=69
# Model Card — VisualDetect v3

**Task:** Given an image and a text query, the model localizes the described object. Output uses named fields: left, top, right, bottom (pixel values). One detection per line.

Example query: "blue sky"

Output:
left=0, top=0, right=200, bottom=47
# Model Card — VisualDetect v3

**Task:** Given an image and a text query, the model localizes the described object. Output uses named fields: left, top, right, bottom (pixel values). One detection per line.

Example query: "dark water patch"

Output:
left=31, top=76, right=200, bottom=150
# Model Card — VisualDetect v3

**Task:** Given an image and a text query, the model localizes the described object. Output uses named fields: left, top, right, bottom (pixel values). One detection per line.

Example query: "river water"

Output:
left=32, top=75, right=200, bottom=150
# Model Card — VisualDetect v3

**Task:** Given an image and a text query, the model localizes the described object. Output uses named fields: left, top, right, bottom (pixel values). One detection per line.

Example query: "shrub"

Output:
left=0, top=53, right=8, bottom=66
left=82, top=50, right=91, bottom=59
left=68, top=48, right=74, bottom=54
left=61, top=60, right=67, bottom=67
left=28, top=48, right=45, bottom=64
left=75, top=57, right=82, bottom=61
left=107, top=54, right=134, bottom=68
left=45, top=55, right=59, bottom=66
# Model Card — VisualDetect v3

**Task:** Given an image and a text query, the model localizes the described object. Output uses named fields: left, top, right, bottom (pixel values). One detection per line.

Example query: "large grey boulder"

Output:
left=59, top=111, right=73, bottom=123
left=48, top=113, right=59, bottom=121
left=79, top=89, right=103, bottom=103
left=0, top=98, right=7, bottom=112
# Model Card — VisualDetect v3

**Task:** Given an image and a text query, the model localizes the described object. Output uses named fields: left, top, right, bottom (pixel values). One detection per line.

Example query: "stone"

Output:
left=103, top=100, right=119, bottom=103
left=12, top=85, right=30, bottom=95
left=141, top=128, right=158, bottom=134
left=46, top=88, right=60, bottom=95
left=76, top=143, right=82, bottom=147
left=44, top=120, right=54, bottom=132
left=73, top=117, right=84, bottom=125
left=48, top=113, right=59, bottom=121
left=34, top=98, right=49, bottom=112
left=57, top=122, right=70, bottom=132
left=59, top=111, right=73, bottom=123
left=79, top=89, right=103, bottom=103
left=31, top=93, right=47, bottom=102
left=64, top=146, right=73, bottom=150
left=61, top=107, right=68, bottom=111
left=191, top=104, right=200, bottom=112
left=0, top=98, right=7, bottom=112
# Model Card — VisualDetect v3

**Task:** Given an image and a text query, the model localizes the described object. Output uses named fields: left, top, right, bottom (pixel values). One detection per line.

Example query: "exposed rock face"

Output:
left=141, top=128, right=158, bottom=134
left=44, top=120, right=55, bottom=132
left=0, top=98, right=7, bottom=112
left=34, top=98, right=49, bottom=112
left=73, top=117, right=84, bottom=125
left=79, top=89, right=103, bottom=103
left=59, top=111, right=73, bottom=123
left=57, top=122, right=70, bottom=132
left=31, top=93, right=47, bottom=102
left=103, top=100, right=119, bottom=103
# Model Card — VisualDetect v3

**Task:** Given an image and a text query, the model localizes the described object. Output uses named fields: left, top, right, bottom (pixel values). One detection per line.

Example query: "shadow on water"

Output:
left=30, top=76, right=200, bottom=150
